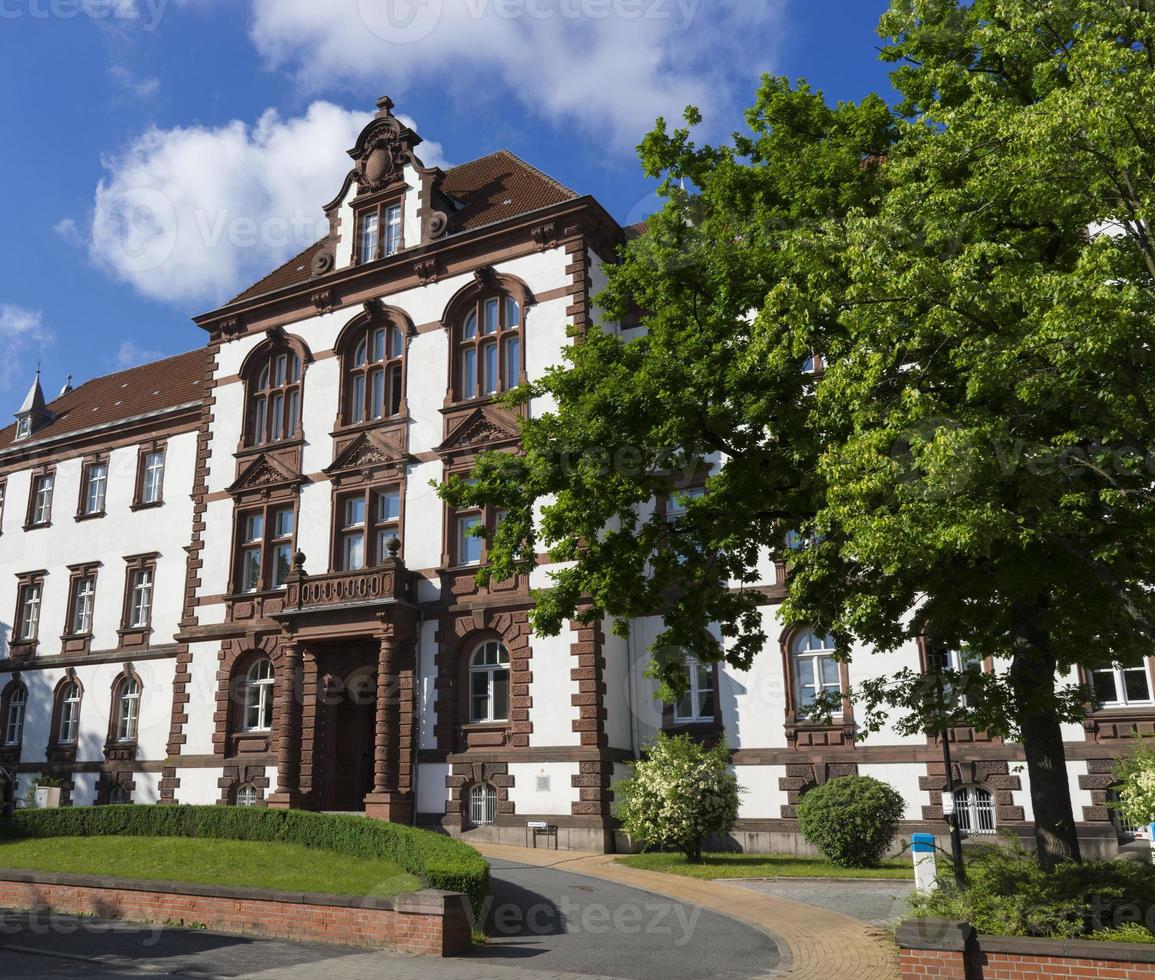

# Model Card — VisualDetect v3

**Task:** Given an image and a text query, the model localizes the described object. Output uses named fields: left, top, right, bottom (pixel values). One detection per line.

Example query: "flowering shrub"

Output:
left=614, top=733, right=741, bottom=863
left=1113, top=741, right=1155, bottom=830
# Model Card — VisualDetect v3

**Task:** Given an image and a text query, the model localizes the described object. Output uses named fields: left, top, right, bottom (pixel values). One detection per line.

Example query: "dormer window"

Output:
left=15, top=418, right=30, bottom=441
left=356, top=201, right=402, bottom=264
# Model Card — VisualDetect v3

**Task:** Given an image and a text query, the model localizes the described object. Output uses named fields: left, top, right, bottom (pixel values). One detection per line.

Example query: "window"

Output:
left=29, top=473, right=54, bottom=526
left=128, top=569, right=153, bottom=629
left=69, top=573, right=97, bottom=635
left=791, top=629, right=843, bottom=716
left=469, top=782, right=497, bottom=827
left=113, top=676, right=141, bottom=743
left=236, top=506, right=296, bottom=592
left=242, top=659, right=275, bottom=732
left=236, top=784, right=259, bottom=807
left=1092, top=662, right=1153, bottom=708
left=138, top=448, right=165, bottom=506
left=1109, top=789, right=1148, bottom=839
left=457, top=513, right=483, bottom=566
left=456, top=294, right=522, bottom=400
left=0, top=481, right=8, bottom=532
left=15, top=580, right=42, bottom=642
left=927, top=645, right=984, bottom=708
left=57, top=681, right=81, bottom=744
left=246, top=347, right=303, bottom=446
left=2, top=684, right=26, bottom=746
left=674, top=655, right=716, bottom=723
left=339, top=496, right=366, bottom=571
left=15, top=417, right=30, bottom=441
left=346, top=323, right=405, bottom=424
left=469, top=640, right=510, bottom=723
left=80, top=461, right=108, bottom=517
left=109, top=784, right=132, bottom=805
left=356, top=201, right=403, bottom=263
left=666, top=487, right=705, bottom=521
left=954, top=786, right=995, bottom=836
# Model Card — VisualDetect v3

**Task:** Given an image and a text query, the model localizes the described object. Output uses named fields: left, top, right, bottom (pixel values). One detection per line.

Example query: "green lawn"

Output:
left=0, top=836, right=421, bottom=897
left=617, top=851, right=913, bottom=880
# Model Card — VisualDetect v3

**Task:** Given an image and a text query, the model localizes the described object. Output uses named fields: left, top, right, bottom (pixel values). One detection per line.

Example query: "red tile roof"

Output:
left=228, top=150, right=580, bottom=306
left=0, top=348, right=206, bottom=452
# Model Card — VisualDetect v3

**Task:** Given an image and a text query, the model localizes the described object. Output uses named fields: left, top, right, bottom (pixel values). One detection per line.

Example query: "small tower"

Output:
left=14, top=369, right=52, bottom=441
left=58, top=373, right=73, bottom=397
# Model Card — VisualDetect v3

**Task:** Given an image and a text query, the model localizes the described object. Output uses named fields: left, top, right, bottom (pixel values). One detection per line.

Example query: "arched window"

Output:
left=236, top=784, right=259, bottom=807
left=113, top=675, right=141, bottom=743
left=954, top=786, right=995, bottom=835
left=468, top=640, right=510, bottom=723
left=57, top=681, right=82, bottom=744
left=790, top=629, right=842, bottom=716
left=346, top=322, right=405, bottom=423
left=246, top=345, right=303, bottom=446
left=109, top=783, right=132, bottom=805
left=456, top=294, right=521, bottom=400
left=242, top=659, right=275, bottom=732
left=469, top=782, right=497, bottom=827
left=2, top=682, right=26, bottom=746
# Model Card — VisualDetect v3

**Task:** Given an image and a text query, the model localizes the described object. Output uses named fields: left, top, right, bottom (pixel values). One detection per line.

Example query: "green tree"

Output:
left=442, top=1, right=1155, bottom=871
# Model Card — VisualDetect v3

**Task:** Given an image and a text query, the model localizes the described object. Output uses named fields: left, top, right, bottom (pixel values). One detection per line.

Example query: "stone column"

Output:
left=267, top=639, right=303, bottom=809
left=364, top=626, right=412, bottom=822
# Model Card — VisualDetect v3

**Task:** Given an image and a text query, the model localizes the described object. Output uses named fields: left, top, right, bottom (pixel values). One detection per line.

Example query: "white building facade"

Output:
left=0, top=99, right=1139, bottom=855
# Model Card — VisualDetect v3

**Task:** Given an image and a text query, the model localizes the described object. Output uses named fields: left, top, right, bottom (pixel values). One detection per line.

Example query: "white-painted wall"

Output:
left=507, top=762, right=580, bottom=816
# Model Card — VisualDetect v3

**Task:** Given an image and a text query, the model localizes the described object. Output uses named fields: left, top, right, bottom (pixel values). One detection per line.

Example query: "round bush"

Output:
left=0, top=805, right=489, bottom=911
left=796, top=775, right=904, bottom=868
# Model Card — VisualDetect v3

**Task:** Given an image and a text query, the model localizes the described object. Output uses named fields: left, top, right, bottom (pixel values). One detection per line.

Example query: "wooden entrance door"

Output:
left=317, top=658, right=376, bottom=811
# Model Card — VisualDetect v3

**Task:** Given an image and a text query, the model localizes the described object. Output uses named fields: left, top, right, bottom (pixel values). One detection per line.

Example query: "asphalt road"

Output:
left=0, top=860, right=781, bottom=979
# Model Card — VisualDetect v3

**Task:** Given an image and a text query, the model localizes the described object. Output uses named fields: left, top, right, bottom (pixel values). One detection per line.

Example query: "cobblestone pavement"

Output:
left=729, top=879, right=915, bottom=928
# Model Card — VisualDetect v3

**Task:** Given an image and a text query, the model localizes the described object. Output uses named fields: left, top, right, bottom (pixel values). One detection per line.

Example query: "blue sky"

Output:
left=0, top=0, right=897, bottom=404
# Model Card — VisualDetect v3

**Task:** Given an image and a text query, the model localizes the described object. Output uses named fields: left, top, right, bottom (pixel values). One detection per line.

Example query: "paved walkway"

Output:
left=731, top=879, right=915, bottom=929
left=473, top=843, right=899, bottom=980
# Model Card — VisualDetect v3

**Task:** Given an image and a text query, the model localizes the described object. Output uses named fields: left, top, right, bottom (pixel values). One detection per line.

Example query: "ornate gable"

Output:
left=228, top=453, right=303, bottom=498
left=349, top=97, right=422, bottom=196
left=437, top=407, right=521, bottom=456
left=327, top=430, right=410, bottom=477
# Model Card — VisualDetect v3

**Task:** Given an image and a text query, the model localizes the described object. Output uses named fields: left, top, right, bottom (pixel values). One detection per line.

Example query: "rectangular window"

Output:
left=384, top=204, right=402, bottom=255
left=674, top=657, right=716, bottom=723
left=457, top=513, right=483, bottom=566
left=503, top=336, right=520, bottom=389
left=70, top=575, right=96, bottom=635
left=30, top=473, right=54, bottom=525
left=16, top=582, right=42, bottom=641
left=666, top=487, right=706, bottom=521
left=341, top=496, right=367, bottom=571
left=374, top=488, right=401, bottom=561
left=481, top=341, right=498, bottom=394
left=270, top=507, right=295, bottom=588
left=795, top=655, right=842, bottom=715
left=359, top=210, right=380, bottom=263
left=1093, top=663, right=1154, bottom=707
left=4, top=689, right=24, bottom=745
left=129, top=569, right=153, bottom=628
left=140, top=449, right=165, bottom=505
left=82, top=462, right=108, bottom=516
left=58, top=692, right=79, bottom=745
left=240, top=513, right=264, bottom=592
left=462, top=348, right=477, bottom=400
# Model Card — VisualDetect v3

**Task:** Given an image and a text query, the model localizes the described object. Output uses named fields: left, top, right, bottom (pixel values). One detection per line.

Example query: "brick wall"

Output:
left=0, top=872, right=472, bottom=957
left=897, top=918, right=1155, bottom=979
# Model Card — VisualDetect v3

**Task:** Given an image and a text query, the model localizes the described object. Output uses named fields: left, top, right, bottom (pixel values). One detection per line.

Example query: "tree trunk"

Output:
left=1009, top=602, right=1082, bottom=870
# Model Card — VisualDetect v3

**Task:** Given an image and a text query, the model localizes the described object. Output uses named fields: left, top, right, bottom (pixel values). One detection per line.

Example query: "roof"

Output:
left=227, top=149, right=580, bottom=306
left=0, top=348, right=207, bottom=453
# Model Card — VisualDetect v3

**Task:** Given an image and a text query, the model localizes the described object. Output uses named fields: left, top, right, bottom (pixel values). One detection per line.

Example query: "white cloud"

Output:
left=114, top=340, right=165, bottom=370
left=88, top=101, right=445, bottom=307
left=0, top=306, right=54, bottom=392
left=54, top=218, right=83, bottom=246
left=109, top=65, right=161, bottom=99
left=247, top=0, right=788, bottom=148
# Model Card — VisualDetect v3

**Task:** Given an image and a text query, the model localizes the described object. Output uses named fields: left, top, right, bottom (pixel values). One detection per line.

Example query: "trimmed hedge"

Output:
left=0, top=806, right=489, bottom=911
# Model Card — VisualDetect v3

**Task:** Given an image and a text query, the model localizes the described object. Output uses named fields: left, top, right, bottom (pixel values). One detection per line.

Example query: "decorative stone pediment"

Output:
left=348, top=97, right=422, bottom=196
left=437, top=407, right=521, bottom=455
left=327, top=430, right=410, bottom=476
left=228, top=453, right=303, bottom=497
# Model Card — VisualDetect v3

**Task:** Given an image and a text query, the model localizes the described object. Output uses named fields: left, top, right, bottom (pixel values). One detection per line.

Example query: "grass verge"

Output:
left=0, top=835, right=421, bottom=897
left=617, top=851, right=912, bottom=880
